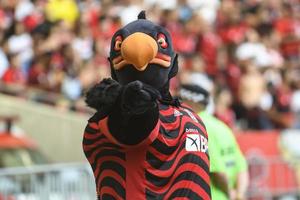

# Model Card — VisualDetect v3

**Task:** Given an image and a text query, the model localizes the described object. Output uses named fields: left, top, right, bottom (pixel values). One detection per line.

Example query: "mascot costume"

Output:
left=83, top=11, right=211, bottom=200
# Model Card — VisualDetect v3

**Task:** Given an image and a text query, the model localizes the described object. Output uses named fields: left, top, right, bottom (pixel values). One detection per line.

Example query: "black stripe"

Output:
left=183, top=121, right=207, bottom=146
left=147, top=151, right=209, bottom=173
left=150, top=139, right=179, bottom=155
left=159, top=114, right=177, bottom=124
left=147, top=142, right=185, bottom=170
left=90, top=149, right=125, bottom=170
left=146, top=188, right=205, bottom=200
left=100, top=177, right=125, bottom=199
left=85, top=146, right=125, bottom=159
left=151, top=121, right=197, bottom=155
left=159, top=109, right=182, bottom=139
left=159, top=125, right=180, bottom=139
left=146, top=189, right=161, bottom=200
left=88, top=112, right=103, bottom=123
left=180, top=107, right=202, bottom=123
left=184, top=122, right=205, bottom=135
left=180, top=106, right=207, bottom=129
left=84, top=141, right=122, bottom=154
left=97, top=160, right=126, bottom=181
left=195, top=113, right=206, bottom=130
left=82, top=135, right=106, bottom=145
left=149, top=134, right=186, bottom=158
left=101, top=194, right=116, bottom=200
left=195, top=116, right=206, bottom=131
left=88, top=149, right=125, bottom=169
left=159, top=104, right=170, bottom=110
left=159, top=120, right=204, bottom=140
left=168, top=188, right=204, bottom=200
left=99, top=143, right=122, bottom=149
left=146, top=169, right=210, bottom=195
left=85, top=124, right=99, bottom=134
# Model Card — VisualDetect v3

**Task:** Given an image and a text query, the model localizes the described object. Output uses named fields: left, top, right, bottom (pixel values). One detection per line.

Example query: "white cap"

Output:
left=187, top=72, right=215, bottom=114
left=189, top=73, right=214, bottom=93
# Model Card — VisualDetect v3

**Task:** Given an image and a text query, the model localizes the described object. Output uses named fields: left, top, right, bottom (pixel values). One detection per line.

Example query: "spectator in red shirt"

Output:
left=2, top=54, right=26, bottom=85
left=198, top=20, right=221, bottom=77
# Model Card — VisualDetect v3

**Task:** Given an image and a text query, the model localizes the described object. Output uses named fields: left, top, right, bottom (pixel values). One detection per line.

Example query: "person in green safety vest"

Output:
left=179, top=84, right=249, bottom=200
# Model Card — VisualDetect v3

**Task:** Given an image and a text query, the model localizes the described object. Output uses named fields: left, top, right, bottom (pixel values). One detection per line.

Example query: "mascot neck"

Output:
left=159, top=80, right=180, bottom=107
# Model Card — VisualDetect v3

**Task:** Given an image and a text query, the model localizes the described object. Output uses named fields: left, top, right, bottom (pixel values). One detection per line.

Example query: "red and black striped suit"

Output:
left=83, top=103, right=211, bottom=200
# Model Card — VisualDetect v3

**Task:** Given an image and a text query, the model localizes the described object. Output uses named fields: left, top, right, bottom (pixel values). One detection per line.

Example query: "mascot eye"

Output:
left=114, top=36, right=123, bottom=51
left=157, top=33, right=168, bottom=49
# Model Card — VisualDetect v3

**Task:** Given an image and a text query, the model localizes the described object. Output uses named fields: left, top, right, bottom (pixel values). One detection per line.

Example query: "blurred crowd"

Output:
left=1, top=0, right=300, bottom=130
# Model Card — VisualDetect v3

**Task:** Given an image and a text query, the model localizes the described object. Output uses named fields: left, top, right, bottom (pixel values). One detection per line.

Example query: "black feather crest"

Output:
left=138, top=10, right=146, bottom=19
left=85, top=78, right=122, bottom=111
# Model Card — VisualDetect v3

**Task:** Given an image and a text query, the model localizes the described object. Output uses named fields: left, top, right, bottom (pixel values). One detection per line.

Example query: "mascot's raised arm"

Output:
left=83, top=11, right=211, bottom=200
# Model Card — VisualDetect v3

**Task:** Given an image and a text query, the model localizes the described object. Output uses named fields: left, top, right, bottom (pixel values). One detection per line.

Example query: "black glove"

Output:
left=121, top=80, right=161, bottom=116
left=85, top=78, right=122, bottom=115
left=108, top=80, right=160, bottom=145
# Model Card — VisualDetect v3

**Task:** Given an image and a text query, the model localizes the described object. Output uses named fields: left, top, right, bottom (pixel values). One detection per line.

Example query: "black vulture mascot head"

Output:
left=108, top=11, right=179, bottom=105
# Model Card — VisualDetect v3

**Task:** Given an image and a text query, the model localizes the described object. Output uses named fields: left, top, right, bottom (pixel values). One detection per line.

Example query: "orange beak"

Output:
left=121, top=32, right=158, bottom=71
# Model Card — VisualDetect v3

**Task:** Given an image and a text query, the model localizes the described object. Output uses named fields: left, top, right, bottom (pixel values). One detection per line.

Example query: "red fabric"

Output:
left=236, top=131, right=298, bottom=195
left=83, top=103, right=211, bottom=199
left=94, top=20, right=121, bottom=40
left=165, top=180, right=210, bottom=200
left=172, top=29, right=198, bottom=54
left=126, top=146, right=147, bottom=200
left=88, top=8, right=100, bottom=30
left=23, top=14, right=41, bottom=31
left=0, top=135, right=36, bottom=149
left=50, top=53, right=64, bottom=70
left=1, top=67, right=26, bottom=84
left=280, top=39, right=300, bottom=58
left=199, top=32, right=221, bottom=76
left=274, top=17, right=296, bottom=37
left=28, top=64, right=46, bottom=85
left=100, top=186, right=124, bottom=200
left=218, top=23, right=248, bottom=44
left=0, top=9, right=5, bottom=22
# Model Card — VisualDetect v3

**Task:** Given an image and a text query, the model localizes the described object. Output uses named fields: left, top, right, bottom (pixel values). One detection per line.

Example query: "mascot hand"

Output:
left=85, top=78, right=122, bottom=113
left=121, top=80, right=160, bottom=116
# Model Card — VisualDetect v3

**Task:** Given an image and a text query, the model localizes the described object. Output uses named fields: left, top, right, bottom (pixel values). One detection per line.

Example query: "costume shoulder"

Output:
left=157, top=102, right=208, bottom=138
left=180, top=103, right=207, bottom=129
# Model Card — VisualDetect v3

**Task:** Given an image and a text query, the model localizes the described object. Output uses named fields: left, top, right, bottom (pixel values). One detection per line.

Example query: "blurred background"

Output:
left=1, top=0, right=300, bottom=199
